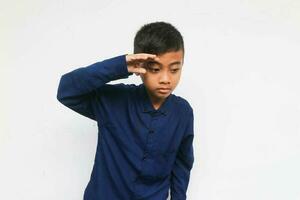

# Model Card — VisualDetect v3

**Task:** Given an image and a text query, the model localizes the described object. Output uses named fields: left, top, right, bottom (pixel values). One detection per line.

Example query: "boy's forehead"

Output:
left=154, top=50, right=184, bottom=66
left=147, top=60, right=182, bottom=67
left=157, top=50, right=183, bottom=58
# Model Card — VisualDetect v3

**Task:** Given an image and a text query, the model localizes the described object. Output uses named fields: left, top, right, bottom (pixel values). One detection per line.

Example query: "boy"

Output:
left=57, top=21, right=194, bottom=200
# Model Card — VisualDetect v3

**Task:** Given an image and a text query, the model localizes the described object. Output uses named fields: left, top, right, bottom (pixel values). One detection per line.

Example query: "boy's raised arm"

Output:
left=56, top=53, right=158, bottom=121
left=56, top=54, right=132, bottom=120
left=170, top=109, right=194, bottom=200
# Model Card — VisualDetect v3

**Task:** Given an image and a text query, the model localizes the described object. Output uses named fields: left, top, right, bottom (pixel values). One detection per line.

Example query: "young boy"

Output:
left=57, top=21, right=194, bottom=200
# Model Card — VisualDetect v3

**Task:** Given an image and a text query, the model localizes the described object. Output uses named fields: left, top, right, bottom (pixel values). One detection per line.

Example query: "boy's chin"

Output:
left=153, top=90, right=171, bottom=99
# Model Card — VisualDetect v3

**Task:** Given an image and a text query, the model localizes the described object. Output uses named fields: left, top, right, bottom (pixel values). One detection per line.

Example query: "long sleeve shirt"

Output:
left=56, top=54, right=194, bottom=200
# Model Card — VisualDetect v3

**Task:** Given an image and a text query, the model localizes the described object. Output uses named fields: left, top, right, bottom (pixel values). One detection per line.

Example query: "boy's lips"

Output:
left=157, top=88, right=171, bottom=93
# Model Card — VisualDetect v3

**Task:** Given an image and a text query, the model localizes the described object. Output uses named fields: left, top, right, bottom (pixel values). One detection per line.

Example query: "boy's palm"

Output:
left=126, top=53, right=159, bottom=76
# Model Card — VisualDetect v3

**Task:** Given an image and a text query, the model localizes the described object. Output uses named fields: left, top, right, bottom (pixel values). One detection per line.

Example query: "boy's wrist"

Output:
left=100, top=54, right=133, bottom=79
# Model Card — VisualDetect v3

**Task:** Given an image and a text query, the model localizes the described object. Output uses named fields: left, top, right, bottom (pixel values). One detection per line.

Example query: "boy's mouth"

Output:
left=157, top=88, right=171, bottom=93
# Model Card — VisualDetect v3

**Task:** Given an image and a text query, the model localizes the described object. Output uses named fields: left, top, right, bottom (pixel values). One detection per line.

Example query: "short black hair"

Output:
left=134, top=21, right=184, bottom=56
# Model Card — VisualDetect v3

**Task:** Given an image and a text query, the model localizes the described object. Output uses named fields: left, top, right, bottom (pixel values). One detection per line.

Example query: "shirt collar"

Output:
left=138, top=83, right=173, bottom=116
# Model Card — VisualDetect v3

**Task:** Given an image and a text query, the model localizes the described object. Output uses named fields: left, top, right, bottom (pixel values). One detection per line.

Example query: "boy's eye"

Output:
left=171, top=68, right=180, bottom=73
left=145, top=62, right=158, bottom=67
left=147, top=68, right=180, bottom=73
left=149, top=68, right=160, bottom=72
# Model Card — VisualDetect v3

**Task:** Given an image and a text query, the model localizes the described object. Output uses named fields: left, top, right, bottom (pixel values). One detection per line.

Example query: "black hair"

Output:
left=133, top=21, right=184, bottom=56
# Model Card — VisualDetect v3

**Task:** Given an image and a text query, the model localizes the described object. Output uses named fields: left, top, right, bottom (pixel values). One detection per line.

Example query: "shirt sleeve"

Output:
left=170, top=109, right=194, bottom=200
left=56, top=54, right=132, bottom=121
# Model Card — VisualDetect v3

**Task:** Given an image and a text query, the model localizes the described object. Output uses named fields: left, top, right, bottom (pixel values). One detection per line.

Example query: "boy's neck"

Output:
left=146, top=90, right=167, bottom=110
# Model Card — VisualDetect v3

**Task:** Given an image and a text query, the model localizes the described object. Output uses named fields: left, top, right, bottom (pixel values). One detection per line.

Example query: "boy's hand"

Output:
left=126, top=53, right=159, bottom=76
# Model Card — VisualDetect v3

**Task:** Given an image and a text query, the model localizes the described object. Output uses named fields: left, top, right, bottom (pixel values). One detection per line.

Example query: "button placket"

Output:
left=142, top=111, right=164, bottom=161
left=142, top=113, right=157, bottom=161
left=142, top=152, right=148, bottom=160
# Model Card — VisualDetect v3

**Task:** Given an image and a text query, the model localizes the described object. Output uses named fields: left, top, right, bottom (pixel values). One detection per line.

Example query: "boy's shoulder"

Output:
left=171, top=93, right=193, bottom=115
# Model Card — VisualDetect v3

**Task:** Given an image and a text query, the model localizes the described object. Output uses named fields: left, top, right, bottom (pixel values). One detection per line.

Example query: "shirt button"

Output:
left=149, top=130, right=154, bottom=134
left=143, top=152, right=148, bottom=160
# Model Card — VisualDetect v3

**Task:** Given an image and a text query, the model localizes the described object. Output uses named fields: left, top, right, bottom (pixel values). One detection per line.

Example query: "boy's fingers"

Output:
left=136, top=53, right=156, bottom=59
left=133, top=67, right=146, bottom=74
left=126, top=54, right=159, bottom=73
left=139, top=68, right=147, bottom=74
left=129, top=53, right=158, bottom=62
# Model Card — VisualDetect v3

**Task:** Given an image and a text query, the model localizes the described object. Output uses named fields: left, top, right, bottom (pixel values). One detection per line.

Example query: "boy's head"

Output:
left=134, top=21, right=185, bottom=102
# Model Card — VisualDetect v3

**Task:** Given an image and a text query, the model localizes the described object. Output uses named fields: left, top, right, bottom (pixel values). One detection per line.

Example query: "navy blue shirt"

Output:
left=57, top=54, right=194, bottom=200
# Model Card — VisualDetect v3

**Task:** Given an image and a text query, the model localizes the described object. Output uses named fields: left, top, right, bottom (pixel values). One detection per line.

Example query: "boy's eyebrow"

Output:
left=147, top=60, right=182, bottom=67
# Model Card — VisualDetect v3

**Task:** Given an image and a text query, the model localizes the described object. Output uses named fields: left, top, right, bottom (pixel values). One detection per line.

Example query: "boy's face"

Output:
left=140, top=50, right=184, bottom=101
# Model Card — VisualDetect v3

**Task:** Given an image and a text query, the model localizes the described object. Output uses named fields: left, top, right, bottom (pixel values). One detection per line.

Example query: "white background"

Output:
left=1, top=0, right=300, bottom=199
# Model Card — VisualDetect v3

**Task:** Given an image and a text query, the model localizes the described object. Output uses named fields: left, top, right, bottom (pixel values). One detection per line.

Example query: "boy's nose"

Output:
left=159, top=72, right=171, bottom=84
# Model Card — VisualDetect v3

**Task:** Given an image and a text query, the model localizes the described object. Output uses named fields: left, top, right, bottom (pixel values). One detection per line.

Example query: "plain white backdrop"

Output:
left=1, top=0, right=300, bottom=199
